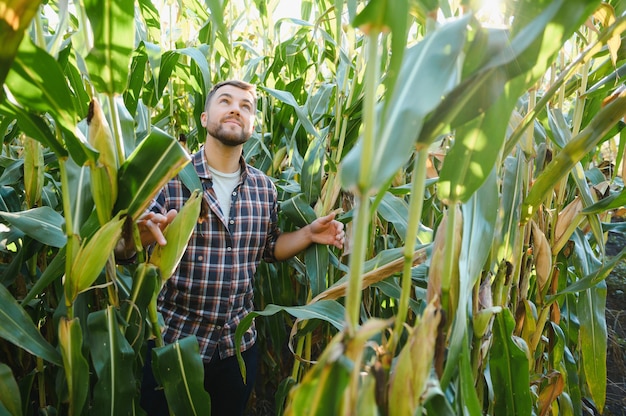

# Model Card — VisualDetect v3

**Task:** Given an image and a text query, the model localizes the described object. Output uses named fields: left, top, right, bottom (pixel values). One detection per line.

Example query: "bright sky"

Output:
left=273, top=0, right=302, bottom=20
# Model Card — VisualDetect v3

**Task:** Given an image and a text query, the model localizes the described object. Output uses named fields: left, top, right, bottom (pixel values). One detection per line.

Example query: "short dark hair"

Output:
left=204, top=80, right=257, bottom=111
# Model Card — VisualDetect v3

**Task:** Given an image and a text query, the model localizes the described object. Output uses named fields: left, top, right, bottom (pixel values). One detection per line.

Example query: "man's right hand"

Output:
left=138, top=209, right=178, bottom=246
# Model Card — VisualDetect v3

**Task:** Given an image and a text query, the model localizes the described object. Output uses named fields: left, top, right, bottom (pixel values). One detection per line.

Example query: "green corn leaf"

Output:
left=84, top=0, right=135, bottom=94
left=0, top=363, right=21, bottom=416
left=122, top=263, right=159, bottom=351
left=522, top=91, right=626, bottom=223
left=1, top=184, right=22, bottom=212
left=564, top=347, right=582, bottom=415
left=489, top=309, right=532, bottom=416
left=582, top=187, right=626, bottom=214
left=437, top=83, right=515, bottom=204
left=458, top=333, right=482, bottom=416
left=0, top=0, right=41, bottom=91
left=8, top=36, right=76, bottom=124
left=58, top=317, right=89, bottom=416
left=389, top=301, right=441, bottom=416
left=283, top=318, right=391, bottom=416
left=439, top=0, right=594, bottom=205
left=284, top=353, right=351, bottom=416
left=423, top=382, right=456, bottom=416
left=0, top=284, right=62, bottom=366
left=7, top=36, right=92, bottom=165
left=305, top=244, right=329, bottom=297
left=423, top=0, right=600, bottom=148
left=351, top=0, right=408, bottom=100
left=136, top=0, right=160, bottom=40
left=235, top=301, right=345, bottom=382
left=152, top=336, right=211, bottom=416
left=115, top=127, right=191, bottom=220
left=579, top=284, right=607, bottom=411
left=0, top=207, right=66, bottom=248
left=158, top=47, right=211, bottom=99
left=306, top=84, right=334, bottom=125
left=66, top=159, right=94, bottom=232
left=178, top=162, right=203, bottom=193
left=301, top=136, right=325, bottom=205
left=497, top=154, right=524, bottom=261
left=280, top=193, right=317, bottom=227
left=20, top=247, right=64, bottom=305
left=124, top=43, right=148, bottom=116
left=150, top=189, right=202, bottom=282
left=86, top=306, right=137, bottom=416
left=203, top=0, right=234, bottom=61
left=372, top=278, right=423, bottom=313
left=341, top=14, right=469, bottom=192
left=376, top=192, right=409, bottom=243
left=262, top=87, right=320, bottom=139
left=60, top=48, right=90, bottom=119
left=66, top=213, right=125, bottom=304
left=441, top=170, right=498, bottom=388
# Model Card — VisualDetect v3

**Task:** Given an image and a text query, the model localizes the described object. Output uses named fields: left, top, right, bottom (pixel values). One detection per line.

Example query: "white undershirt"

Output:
left=208, top=166, right=241, bottom=223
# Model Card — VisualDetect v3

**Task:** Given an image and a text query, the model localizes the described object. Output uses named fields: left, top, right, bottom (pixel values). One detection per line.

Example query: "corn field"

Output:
left=1, top=0, right=626, bottom=414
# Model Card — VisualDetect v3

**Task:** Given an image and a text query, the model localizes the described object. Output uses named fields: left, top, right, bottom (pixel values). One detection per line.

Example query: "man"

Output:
left=137, top=80, right=345, bottom=415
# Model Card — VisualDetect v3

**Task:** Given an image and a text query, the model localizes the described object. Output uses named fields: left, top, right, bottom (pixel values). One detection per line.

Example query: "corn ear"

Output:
left=426, top=225, right=445, bottom=307
left=23, top=135, right=44, bottom=209
left=388, top=300, right=441, bottom=416
left=88, top=98, right=118, bottom=225
left=150, top=190, right=202, bottom=283
left=58, top=317, right=89, bottom=415
left=474, top=307, right=502, bottom=338
left=552, top=196, right=583, bottom=255
left=426, top=206, right=462, bottom=316
left=531, top=221, right=552, bottom=293
left=65, top=213, right=125, bottom=305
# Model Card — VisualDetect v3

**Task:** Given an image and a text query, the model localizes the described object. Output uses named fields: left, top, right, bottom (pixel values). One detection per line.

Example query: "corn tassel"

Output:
left=87, top=98, right=118, bottom=225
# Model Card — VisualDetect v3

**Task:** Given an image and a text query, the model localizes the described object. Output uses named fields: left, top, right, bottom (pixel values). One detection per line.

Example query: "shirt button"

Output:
left=232, top=191, right=237, bottom=196
left=229, top=220, right=234, bottom=224
left=227, top=247, right=232, bottom=251
left=198, top=255, right=203, bottom=261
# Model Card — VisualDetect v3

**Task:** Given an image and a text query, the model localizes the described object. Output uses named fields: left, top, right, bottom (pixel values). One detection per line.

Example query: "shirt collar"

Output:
left=193, top=147, right=249, bottom=182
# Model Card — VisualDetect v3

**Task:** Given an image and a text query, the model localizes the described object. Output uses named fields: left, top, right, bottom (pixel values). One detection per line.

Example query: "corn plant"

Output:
left=1, top=0, right=626, bottom=415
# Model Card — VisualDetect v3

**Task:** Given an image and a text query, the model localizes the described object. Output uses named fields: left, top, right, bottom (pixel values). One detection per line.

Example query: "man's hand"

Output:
left=273, top=210, right=346, bottom=261
left=309, top=211, right=345, bottom=249
left=138, top=209, right=178, bottom=246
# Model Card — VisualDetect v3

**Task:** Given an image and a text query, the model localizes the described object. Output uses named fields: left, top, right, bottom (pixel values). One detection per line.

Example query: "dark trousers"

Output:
left=140, top=341, right=259, bottom=416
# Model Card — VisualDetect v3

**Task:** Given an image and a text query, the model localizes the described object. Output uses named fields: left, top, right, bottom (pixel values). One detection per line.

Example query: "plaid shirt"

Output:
left=150, top=148, right=280, bottom=361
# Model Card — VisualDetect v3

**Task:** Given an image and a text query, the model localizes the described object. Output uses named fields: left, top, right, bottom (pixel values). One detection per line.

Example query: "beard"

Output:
left=206, top=118, right=251, bottom=147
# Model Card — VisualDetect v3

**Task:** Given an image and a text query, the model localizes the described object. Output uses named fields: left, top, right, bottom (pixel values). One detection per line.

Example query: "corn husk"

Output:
left=88, top=98, right=118, bottom=225
left=150, top=189, right=202, bottom=283
left=531, top=220, right=552, bottom=293
left=23, top=136, right=44, bottom=208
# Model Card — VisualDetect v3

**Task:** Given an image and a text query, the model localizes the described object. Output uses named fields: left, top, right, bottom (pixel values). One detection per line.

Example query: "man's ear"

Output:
left=200, top=112, right=207, bottom=127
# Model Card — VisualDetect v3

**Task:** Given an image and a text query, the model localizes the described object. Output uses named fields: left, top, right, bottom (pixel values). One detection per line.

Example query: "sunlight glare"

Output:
left=274, top=0, right=302, bottom=20
left=476, top=0, right=507, bottom=28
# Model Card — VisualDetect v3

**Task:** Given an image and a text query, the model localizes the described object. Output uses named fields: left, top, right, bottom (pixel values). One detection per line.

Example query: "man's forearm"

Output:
left=273, top=226, right=313, bottom=261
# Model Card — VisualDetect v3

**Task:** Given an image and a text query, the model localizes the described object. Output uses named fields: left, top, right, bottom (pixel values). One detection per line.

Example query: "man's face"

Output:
left=201, top=85, right=256, bottom=146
